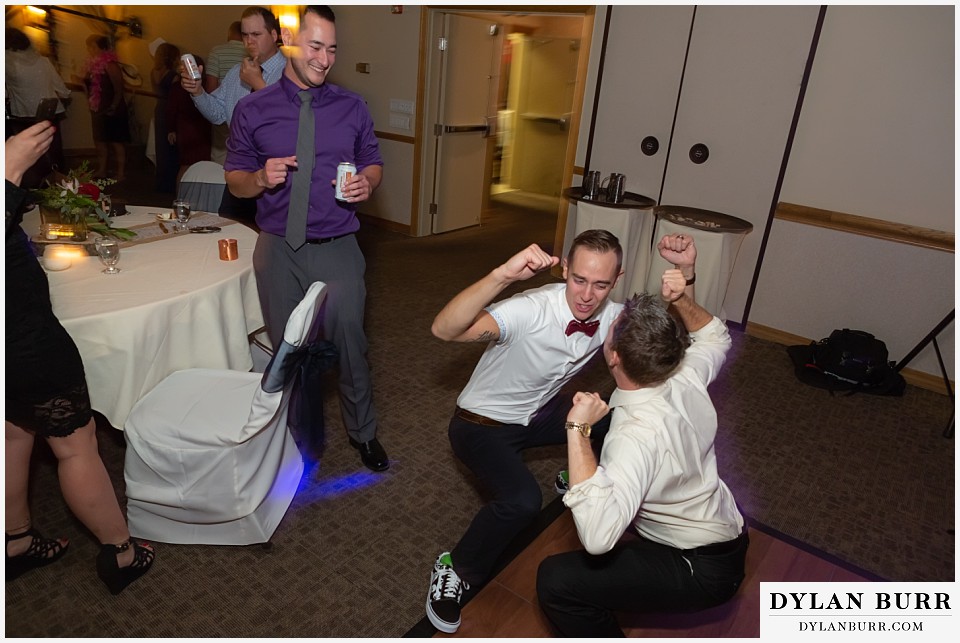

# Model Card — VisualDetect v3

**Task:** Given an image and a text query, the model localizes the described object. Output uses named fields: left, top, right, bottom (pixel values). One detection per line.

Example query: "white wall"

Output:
left=327, top=5, right=422, bottom=228
left=753, top=5, right=954, bottom=379
left=777, top=6, right=954, bottom=230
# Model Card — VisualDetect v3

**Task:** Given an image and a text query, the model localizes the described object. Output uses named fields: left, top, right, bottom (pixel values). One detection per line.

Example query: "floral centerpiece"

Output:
left=32, top=162, right=136, bottom=241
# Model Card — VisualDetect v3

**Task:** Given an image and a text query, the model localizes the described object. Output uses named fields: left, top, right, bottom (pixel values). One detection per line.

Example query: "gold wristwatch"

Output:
left=565, top=421, right=591, bottom=438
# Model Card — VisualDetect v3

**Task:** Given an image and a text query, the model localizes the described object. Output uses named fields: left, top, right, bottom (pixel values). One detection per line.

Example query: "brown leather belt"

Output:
left=454, top=407, right=505, bottom=427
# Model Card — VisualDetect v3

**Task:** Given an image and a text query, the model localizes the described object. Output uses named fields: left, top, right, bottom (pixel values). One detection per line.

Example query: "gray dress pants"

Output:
left=253, top=231, right=378, bottom=442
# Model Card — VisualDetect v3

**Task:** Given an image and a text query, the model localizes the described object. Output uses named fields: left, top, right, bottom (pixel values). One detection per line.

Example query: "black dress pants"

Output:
left=448, top=393, right=610, bottom=588
left=537, top=530, right=748, bottom=637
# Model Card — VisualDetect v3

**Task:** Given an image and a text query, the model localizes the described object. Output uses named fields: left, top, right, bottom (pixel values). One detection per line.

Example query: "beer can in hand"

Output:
left=335, top=162, right=356, bottom=201
left=181, top=54, right=202, bottom=81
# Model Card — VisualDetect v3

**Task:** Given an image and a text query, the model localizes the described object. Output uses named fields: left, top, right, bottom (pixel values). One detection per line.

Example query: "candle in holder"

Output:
left=42, top=245, right=73, bottom=271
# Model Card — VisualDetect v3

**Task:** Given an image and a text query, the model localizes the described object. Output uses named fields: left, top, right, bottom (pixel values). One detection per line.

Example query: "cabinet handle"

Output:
left=641, top=136, right=659, bottom=156
left=689, top=143, right=709, bottom=164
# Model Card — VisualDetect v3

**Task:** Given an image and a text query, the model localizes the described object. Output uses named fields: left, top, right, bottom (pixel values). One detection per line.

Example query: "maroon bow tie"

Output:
left=565, top=319, right=600, bottom=337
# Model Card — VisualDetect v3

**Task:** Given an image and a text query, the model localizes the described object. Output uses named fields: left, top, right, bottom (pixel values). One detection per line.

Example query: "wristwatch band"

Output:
left=564, top=421, right=591, bottom=438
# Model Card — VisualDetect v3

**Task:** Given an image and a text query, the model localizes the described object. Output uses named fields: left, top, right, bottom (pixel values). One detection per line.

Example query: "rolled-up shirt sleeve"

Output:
left=563, top=428, right=660, bottom=555
left=353, top=104, right=383, bottom=173
left=223, top=101, right=260, bottom=173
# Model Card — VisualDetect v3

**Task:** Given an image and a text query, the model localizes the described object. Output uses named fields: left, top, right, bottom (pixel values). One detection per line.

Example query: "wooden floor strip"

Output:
left=431, top=510, right=880, bottom=638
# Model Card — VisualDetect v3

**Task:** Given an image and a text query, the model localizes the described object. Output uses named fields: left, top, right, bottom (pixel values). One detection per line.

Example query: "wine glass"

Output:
left=173, top=199, right=191, bottom=231
left=95, top=237, right=121, bottom=274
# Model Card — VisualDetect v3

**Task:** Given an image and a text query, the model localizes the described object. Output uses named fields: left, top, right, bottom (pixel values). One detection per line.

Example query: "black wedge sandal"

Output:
left=96, top=539, right=155, bottom=595
left=5, top=528, right=69, bottom=582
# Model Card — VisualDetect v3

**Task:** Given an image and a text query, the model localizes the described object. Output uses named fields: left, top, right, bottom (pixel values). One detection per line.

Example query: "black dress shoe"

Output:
left=349, top=437, right=389, bottom=472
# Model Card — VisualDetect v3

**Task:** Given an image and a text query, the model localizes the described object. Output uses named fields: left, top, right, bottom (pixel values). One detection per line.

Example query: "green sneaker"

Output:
left=426, top=552, right=469, bottom=633
left=554, top=470, right=569, bottom=495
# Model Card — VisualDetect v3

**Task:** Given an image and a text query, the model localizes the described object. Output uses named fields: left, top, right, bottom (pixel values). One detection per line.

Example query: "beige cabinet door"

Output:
left=586, top=5, right=820, bottom=323
left=660, top=5, right=821, bottom=323
left=589, top=5, right=693, bottom=202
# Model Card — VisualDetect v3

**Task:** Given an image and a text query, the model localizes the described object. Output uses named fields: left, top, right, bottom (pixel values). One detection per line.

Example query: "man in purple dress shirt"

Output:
left=224, top=5, right=388, bottom=471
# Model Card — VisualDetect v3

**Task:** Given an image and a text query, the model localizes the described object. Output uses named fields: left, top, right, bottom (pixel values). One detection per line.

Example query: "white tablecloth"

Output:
left=21, top=206, right=263, bottom=429
left=644, top=217, right=750, bottom=321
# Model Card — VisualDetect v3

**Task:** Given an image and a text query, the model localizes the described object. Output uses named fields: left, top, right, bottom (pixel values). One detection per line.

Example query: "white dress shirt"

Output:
left=457, top=283, right=623, bottom=425
left=563, top=315, right=744, bottom=554
left=192, top=49, right=286, bottom=125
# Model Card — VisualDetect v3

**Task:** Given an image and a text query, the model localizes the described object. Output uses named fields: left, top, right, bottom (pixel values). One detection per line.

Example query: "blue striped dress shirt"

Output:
left=192, top=49, right=287, bottom=125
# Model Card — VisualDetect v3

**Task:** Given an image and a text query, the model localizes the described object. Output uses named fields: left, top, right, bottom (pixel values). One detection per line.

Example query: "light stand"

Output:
left=894, top=309, right=954, bottom=438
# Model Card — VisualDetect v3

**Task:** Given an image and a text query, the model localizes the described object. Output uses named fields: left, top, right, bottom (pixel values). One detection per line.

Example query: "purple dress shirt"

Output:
left=225, top=75, right=383, bottom=238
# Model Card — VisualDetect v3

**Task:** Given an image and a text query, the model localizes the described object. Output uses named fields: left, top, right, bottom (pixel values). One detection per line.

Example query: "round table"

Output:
left=21, top=206, right=264, bottom=429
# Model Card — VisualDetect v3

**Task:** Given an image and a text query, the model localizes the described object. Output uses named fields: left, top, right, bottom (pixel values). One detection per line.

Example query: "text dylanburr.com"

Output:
left=761, top=582, right=955, bottom=639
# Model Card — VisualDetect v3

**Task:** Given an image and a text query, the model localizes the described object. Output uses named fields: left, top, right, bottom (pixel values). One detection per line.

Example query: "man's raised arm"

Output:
left=431, top=244, right=559, bottom=343
left=657, top=233, right=712, bottom=332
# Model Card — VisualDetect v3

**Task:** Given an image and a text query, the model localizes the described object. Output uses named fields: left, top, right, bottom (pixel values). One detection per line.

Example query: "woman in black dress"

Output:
left=79, top=34, right=129, bottom=182
left=5, top=121, right=154, bottom=594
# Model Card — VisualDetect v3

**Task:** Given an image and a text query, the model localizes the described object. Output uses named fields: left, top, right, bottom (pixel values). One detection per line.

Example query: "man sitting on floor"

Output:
left=425, top=229, right=625, bottom=633
left=537, top=233, right=748, bottom=637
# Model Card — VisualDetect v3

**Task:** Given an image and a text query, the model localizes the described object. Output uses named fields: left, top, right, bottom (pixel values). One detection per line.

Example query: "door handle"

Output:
left=441, top=124, right=490, bottom=135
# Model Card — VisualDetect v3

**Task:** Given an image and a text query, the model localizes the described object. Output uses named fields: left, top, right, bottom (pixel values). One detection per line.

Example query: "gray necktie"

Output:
left=285, top=90, right=315, bottom=250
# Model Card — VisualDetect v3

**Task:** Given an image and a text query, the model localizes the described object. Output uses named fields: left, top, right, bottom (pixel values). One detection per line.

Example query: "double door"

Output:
left=586, top=5, right=821, bottom=324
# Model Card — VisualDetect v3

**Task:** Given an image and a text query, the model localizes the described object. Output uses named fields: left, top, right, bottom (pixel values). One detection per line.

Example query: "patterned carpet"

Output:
left=4, top=187, right=954, bottom=637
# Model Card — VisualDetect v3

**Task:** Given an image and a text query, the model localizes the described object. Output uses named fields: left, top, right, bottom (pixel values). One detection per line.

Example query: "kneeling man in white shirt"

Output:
left=537, top=233, right=747, bottom=637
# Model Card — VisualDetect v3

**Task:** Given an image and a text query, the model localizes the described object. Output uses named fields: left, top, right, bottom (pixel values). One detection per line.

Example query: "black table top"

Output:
left=655, top=205, right=753, bottom=233
left=563, top=186, right=656, bottom=210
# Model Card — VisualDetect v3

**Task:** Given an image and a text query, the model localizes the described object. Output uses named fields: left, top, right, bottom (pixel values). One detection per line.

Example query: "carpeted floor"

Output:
left=4, top=157, right=954, bottom=637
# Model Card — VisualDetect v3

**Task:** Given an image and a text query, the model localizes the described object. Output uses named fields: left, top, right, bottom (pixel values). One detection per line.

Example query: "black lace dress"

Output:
left=5, top=181, right=93, bottom=436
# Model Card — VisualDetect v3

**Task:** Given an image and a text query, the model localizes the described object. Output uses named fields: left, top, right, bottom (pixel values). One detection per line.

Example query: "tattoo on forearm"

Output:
left=470, top=331, right=496, bottom=343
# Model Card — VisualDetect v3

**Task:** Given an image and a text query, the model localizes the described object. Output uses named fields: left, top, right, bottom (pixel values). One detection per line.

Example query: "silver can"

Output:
left=181, top=54, right=202, bottom=81
left=335, top=162, right=356, bottom=201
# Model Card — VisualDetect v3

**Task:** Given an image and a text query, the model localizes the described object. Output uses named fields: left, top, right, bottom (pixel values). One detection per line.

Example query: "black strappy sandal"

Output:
left=5, top=528, right=69, bottom=581
left=96, top=540, right=156, bottom=595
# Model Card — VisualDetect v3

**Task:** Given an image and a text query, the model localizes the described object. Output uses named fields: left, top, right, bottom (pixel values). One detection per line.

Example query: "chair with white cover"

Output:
left=123, top=282, right=328, bottom=545
left=177, top=160, right=225, bottom=213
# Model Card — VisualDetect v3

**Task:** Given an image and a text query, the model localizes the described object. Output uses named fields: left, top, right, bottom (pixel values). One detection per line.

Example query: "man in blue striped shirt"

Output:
left=179, top=7, right=286, bottom=223
left=181, top=7, right=285, bottom=125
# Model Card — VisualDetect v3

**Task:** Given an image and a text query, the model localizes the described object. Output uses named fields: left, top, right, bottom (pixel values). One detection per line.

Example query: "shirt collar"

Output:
left=609, top=385, right=663, bottom=409
left=279, top=74, right=331, bottom=104
left=558, top=286, right=612, bottom=327
left=261, top=49, right=287, bottom=78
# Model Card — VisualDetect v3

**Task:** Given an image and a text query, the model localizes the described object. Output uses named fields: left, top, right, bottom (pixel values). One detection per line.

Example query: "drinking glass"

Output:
left=173, top=199, right=191, bottom=231
left=582, top=170, right=601, bottom=200
left=100, top=194, right=113, bottom=217
left=95, top=237, right=121, bottom=274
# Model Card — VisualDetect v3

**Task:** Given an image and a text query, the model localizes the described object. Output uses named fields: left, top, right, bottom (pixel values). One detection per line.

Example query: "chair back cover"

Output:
left=178, top=161, right=226, bottom=213
left=261, top=282, right=325, bottom=393
left=244, top=281, right=327, bottom=437
left=181, top=160, right=226, bottom=184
